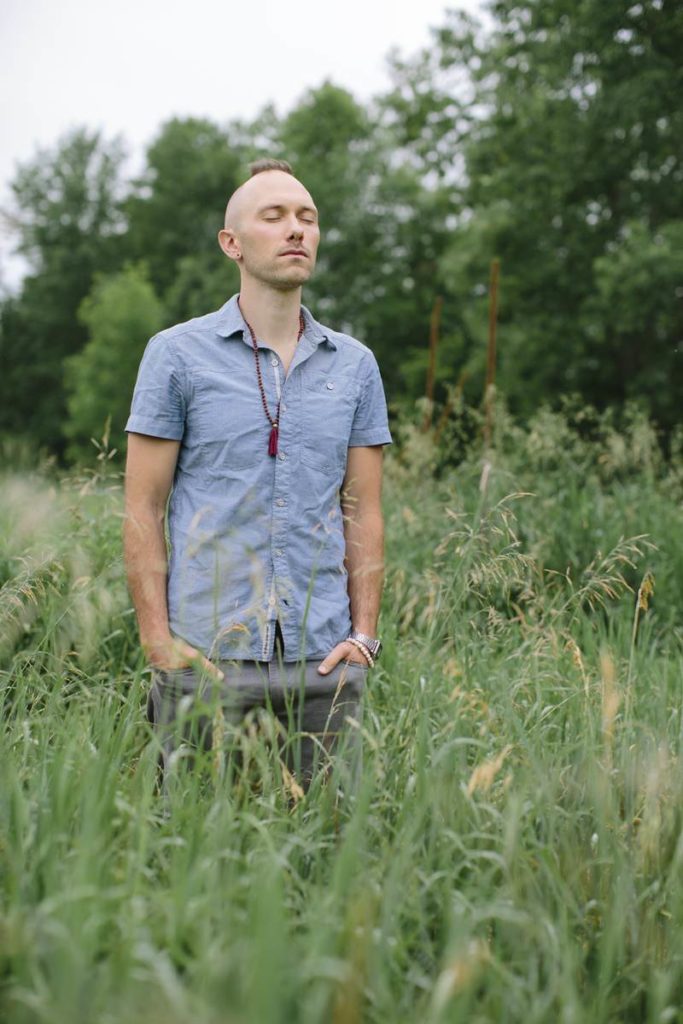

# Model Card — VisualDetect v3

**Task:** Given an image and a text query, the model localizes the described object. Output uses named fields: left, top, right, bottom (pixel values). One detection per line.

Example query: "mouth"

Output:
left=279, top=250, right=308, bottom=258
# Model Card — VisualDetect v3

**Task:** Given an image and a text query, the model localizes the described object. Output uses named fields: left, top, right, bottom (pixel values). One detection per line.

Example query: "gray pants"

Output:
left=146, top=652, right=369, bottom=799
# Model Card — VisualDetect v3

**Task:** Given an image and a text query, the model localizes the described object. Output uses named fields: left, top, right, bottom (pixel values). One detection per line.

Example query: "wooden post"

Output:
left=483, top=259, right=500, bottom=449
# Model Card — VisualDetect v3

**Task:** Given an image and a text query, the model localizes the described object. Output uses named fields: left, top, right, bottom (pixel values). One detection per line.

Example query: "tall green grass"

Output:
left=1, top=404, right=682, bottom=1023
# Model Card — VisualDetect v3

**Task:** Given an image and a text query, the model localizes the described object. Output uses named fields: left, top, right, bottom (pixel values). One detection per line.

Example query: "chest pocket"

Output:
left=300, top=372, right=360, bottom=475
left=193, top=369, right=268, bottom=470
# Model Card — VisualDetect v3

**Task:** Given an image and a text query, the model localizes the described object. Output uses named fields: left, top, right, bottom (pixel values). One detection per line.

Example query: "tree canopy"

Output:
left=2, top=0, right=681, bottom=461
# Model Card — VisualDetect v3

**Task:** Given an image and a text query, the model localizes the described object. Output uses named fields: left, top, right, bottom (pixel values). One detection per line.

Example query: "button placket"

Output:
left=270, top=379, right=291, bottom=630
left=267, top=340, right=317, bottom=642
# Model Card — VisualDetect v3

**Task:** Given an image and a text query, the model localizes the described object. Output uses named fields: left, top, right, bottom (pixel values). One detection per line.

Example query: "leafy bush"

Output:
left=63, top=264, right=164, bottom=463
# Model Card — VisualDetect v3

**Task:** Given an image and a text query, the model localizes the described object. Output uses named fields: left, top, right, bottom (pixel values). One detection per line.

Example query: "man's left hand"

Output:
left=318, top=640, right=369, bottom=675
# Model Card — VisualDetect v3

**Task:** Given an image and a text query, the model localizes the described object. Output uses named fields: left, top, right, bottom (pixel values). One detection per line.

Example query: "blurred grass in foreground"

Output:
left=1, top=401, right=682, bottom=1023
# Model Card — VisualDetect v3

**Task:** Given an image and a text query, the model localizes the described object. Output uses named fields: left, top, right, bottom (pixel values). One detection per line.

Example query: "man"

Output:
left=123, top=158, right=392, bottom=796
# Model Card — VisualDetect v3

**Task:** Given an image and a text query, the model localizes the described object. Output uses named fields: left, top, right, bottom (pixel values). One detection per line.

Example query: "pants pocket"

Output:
left=339, top=659, right=370, bottom=688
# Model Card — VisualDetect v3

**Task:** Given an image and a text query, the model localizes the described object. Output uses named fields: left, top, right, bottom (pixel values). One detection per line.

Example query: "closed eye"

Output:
left=258, top=204, right=318, bottom=223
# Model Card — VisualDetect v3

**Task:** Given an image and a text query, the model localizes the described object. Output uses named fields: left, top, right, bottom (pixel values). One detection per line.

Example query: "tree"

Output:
left=163, top=250, right=239, bottom=326
left=124, top=118, right=244, bottom=306
left=1, top=129, right=126, bottom=453
left=467, top=0, right=683, bottom=419
left=280, top=83, right=454, bottom=397
left=383, top=0, right=683, bottom=425
left=63, top=265, right=165, bottom=463
left=10, top=128, right=126, bottom=275
left=586, top=218, right=683, bottom=425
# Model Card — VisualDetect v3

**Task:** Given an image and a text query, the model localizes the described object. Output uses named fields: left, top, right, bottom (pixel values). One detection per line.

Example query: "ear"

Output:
left=218, top=227, right=242, bottom=261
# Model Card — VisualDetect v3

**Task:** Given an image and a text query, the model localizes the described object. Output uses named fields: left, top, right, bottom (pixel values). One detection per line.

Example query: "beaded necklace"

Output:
left=241, top=304, right=305, bottom=457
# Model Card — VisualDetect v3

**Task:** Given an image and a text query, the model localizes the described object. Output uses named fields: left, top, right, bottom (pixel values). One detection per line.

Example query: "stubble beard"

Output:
left=242, top=252, right=314, bottom=293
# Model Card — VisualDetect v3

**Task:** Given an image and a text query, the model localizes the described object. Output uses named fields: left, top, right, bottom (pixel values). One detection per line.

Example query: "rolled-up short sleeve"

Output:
left=349, top=351, right=393, bottom=448
left=125, top=334, right=186, bottom=440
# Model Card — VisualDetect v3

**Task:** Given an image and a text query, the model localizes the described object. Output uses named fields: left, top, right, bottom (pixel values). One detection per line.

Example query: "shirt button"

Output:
left=275, top=548, right=284, bottom=556
left=278, top=452, right=286, bottom=460
left=276, top=498, right=286, bottom=507
left=271, top=356, right=278, bottom=366
left=268, top=596, right=276, bottom=607
left=326, top=381, right=335, bottom=390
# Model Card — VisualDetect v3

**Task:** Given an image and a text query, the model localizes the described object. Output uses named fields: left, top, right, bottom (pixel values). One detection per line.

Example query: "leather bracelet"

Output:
left=346, top=636, right=375, bottom=668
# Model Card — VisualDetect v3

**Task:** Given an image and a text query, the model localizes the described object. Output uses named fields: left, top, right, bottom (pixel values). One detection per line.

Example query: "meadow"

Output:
left=1, top=401, right=682, bottom=1024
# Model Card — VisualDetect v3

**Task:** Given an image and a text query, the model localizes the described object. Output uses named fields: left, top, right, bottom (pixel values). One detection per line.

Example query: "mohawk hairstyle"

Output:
left=248, top=158, right=294, bottom=177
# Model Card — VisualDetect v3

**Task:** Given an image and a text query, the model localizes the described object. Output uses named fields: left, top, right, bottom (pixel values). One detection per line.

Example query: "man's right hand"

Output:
left=143, top=634, right=225, bottom=681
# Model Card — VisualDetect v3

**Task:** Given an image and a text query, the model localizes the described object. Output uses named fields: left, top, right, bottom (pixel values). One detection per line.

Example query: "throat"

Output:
left=277, top=346, right=298, bottom=376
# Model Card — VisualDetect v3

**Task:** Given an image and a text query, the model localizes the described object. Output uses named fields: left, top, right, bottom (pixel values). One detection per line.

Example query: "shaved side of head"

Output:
left=223, top=186, right=246, bottom=231
left=224, top=159, right=295, bottom=230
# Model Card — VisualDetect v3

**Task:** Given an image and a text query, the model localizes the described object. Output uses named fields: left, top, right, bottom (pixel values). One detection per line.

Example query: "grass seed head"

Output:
left=433, top=939, right=490, bottom=1011
left=466, top=745, right=513, bottom=797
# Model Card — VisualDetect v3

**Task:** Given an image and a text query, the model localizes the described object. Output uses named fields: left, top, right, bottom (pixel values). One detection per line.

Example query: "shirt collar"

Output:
left=215, top=294, right=337, bottom=350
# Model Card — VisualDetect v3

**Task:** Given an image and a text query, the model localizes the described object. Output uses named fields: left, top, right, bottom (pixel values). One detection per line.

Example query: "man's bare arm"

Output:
left=317, top=444, right=385, bottom=674
left=123, top=433, right=222, bottom=676
left=340, top=445, right=386, bottom=637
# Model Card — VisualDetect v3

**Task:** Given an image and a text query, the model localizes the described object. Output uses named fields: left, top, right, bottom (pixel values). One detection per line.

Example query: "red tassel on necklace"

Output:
left=239, top=299, right=305, bottom=458
left=268, top=422, right=279, bottom=456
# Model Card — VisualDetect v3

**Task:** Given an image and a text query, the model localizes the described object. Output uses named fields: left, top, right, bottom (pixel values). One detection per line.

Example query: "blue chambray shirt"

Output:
left=125, top=294, right=393, bottom=662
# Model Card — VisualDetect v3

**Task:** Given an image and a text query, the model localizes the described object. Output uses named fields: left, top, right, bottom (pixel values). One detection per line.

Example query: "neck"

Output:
left=238, top=278, right=303, bottom=351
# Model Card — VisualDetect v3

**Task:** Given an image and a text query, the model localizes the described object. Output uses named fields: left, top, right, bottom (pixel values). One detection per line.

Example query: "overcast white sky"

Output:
left=0, top=0, right=482, bottom=288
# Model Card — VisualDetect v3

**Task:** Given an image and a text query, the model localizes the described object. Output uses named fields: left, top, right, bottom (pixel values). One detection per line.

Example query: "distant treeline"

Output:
left=1, top=0, right=681, bottom=461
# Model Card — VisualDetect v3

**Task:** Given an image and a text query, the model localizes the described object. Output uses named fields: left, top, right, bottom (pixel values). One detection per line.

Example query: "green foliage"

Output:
left=587, top=218, right=683, bottom=421
left=63, top=265, right=165, bottom=463
left=124, top=117, right=243, bottom=302
left=283, top=82, right=376, bottom=329
left=10, top=127, right=126, bottom=275
left=1, top=405, right=683, bottom=1020
left=281, top=83, right=454, bottom=397
left=387, top=0, right=683, bottom=421
left=1, top=129, right=127, bottom=454
left=3, top=1, right=683, bottom=459
left=0, top=463, right=129, bottom=670
left=163, top=250, right=239, bottom=326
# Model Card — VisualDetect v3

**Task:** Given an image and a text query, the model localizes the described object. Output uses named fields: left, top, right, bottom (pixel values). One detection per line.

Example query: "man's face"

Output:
left=220, top=171, right=320, bottom=291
